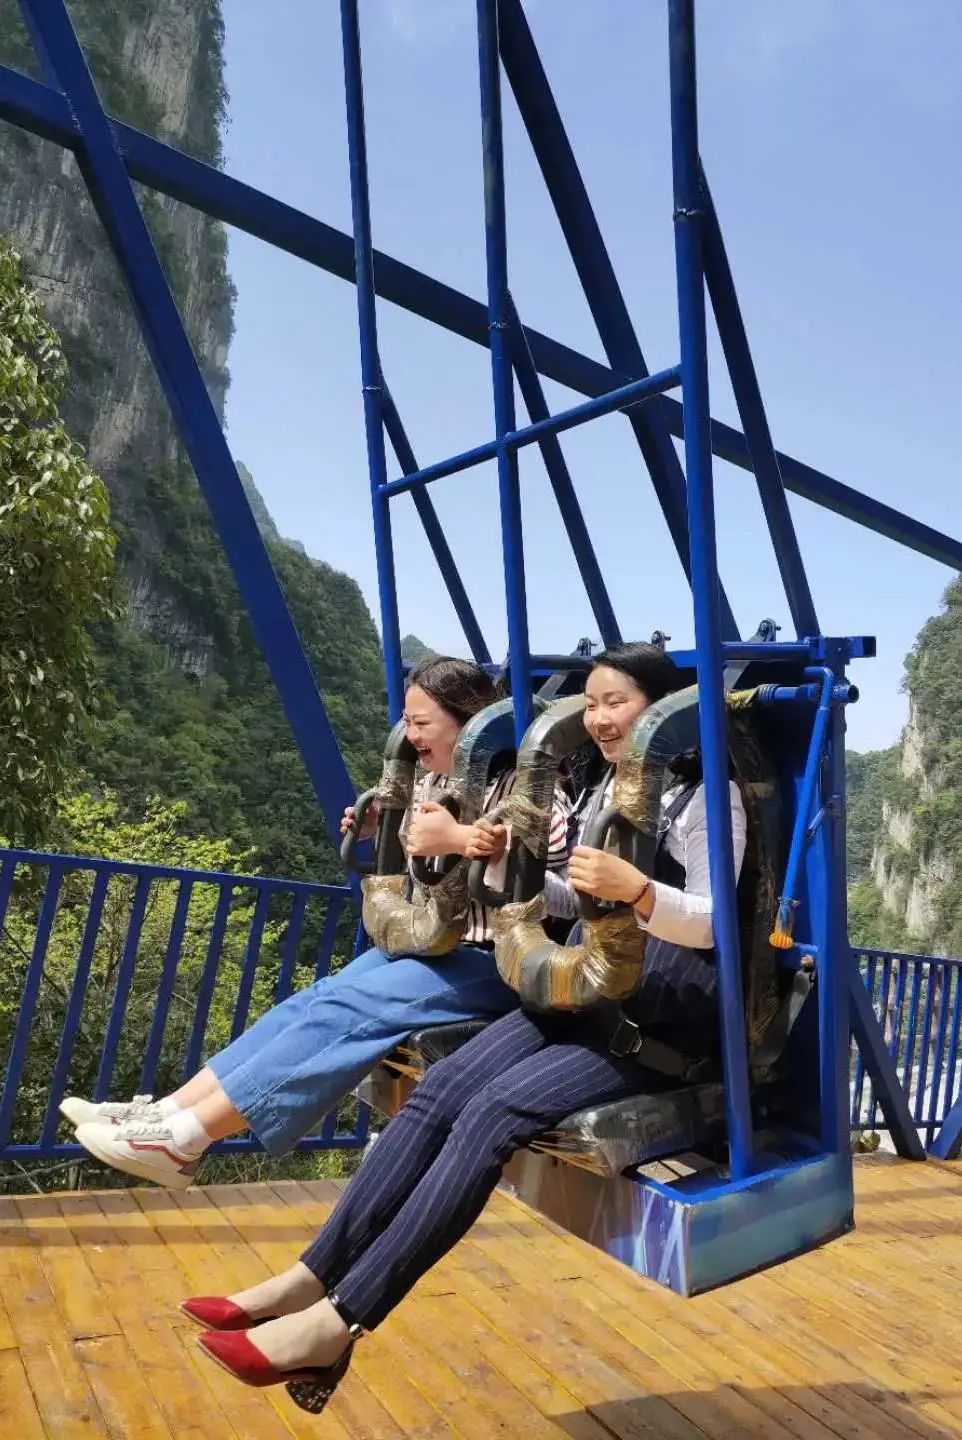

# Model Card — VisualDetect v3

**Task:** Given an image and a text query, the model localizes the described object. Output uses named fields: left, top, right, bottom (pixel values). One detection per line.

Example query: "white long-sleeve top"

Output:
left=544, top=777, right=747, bottom=951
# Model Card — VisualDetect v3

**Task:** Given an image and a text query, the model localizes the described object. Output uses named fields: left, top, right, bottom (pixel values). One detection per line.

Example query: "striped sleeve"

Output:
left=545, top=785, right=573, bottom=871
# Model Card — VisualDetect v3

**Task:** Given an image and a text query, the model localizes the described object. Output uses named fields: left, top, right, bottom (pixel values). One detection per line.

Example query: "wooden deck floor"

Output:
left=2, top=1154, right=962, bottom=1439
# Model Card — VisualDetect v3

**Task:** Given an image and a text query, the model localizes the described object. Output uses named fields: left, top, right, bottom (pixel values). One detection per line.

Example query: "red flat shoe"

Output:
left=197, top=1327, right=359, bottom=1413
left=179, top=1296, right=276, bottom=1331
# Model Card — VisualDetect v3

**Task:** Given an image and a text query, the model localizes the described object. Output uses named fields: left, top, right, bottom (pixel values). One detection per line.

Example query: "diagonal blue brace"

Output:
left=16, top=0, right=358, bottom=851
left=847, top=949, right=925, bottom=1160
left=930, top=1093, right=962, bottom=1160
left=380, top=388, right=492, bottom=665
left=701, top=172, right=819, bottom=639
left=507, top=296, right=622, bottom=647
left=498, top=0, right=740, bottom=640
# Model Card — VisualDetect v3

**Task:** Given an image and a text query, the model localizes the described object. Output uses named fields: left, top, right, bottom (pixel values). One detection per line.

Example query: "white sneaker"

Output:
left=60, top=1093, right=159, bottom=1128
left=75, top=1117, right=199, bottom=1190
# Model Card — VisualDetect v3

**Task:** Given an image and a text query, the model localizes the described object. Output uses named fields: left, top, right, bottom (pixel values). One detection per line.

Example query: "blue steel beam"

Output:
left=669, top=0, right=753, bottom=1180
left=477, top=0, right=533, bottom=740
left=701, top=176, right=819, bottom=639
left=930, top=1088, right=962, bottom=1160
left=507, top=296, right=621, bottom=646
left=0, top=61, right=959, bottom=571
left=380, top=390, right=492, bottom=664
left=496, top=0, right=741, bottom=640
left=14, top=2, right=358, bottom=851
left=340, top=0, right=404, bottom=721
left=381, top=365, right=683, bottom=497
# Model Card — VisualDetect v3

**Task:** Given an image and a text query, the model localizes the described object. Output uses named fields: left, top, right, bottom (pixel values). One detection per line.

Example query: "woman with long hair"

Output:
left=65, top=657, right=571, bottom=1190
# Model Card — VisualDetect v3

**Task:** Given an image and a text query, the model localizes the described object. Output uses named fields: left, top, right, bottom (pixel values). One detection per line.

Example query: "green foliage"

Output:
left=847, top=881, right=913, bottom=952
left=846, top=747, right=899, bottom=882
left=0, top=239, right=115, bottom=843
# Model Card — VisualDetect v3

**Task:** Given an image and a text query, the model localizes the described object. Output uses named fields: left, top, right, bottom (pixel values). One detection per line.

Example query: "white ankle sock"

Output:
left=157, top=1096, right=181, bottom=1118
left=167, top=1108, right=212, bottom=1158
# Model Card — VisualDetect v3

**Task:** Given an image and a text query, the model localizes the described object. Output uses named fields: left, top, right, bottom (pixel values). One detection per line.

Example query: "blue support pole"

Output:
left=701, top=177, right=819, bottom=639
left=668, top=0, right=753, bottom=1181
left=381, top=390, right=492, bottom=664
left=476, top=0, right=532, bottom=741
left=15, top=0, right=357, bottom=849
left=507, top=297, right=621, bottom=646
left=811, top=669, right=854, bottom=1153
left=340, top=0, right=404, bottom=721
left=497, top=0, right=741, bottom=640
left=1, top=60, right=960, bottom=572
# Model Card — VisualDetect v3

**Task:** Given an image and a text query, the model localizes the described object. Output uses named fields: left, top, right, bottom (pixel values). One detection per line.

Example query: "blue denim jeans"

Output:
left=207, top=945, right=516, bottom=1156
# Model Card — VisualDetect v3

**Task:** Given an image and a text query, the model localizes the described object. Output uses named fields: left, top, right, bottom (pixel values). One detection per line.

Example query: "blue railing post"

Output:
left=339, top=0, right=404, bottom=721
left=476, top=0, right=533, bottom=743
left=668, top=0, right=753, bottom=1180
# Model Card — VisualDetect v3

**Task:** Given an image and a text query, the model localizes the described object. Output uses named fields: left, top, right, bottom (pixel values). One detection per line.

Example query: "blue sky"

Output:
left=218, top=0, right=962, bottom=753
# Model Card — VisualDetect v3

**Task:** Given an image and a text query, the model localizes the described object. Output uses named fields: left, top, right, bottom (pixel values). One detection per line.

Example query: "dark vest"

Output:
left=607, top=783, right=720, bottom=1067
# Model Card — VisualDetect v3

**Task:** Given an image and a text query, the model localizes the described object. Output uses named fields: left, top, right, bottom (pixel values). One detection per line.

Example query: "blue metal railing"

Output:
left=851, top=948, right=962, bottom=1148
left=0, top=847, right=365, bottom=1161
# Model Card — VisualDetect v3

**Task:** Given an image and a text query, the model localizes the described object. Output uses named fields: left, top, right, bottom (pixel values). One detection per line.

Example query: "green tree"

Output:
left=0, top=238, right=114, bottom=843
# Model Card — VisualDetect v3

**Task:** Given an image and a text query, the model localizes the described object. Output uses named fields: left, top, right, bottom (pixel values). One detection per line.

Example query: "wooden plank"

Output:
left=0, top=1197, right=110, bottom=1440
left=75, top=1334, right=174, bottom=1440
left=55, top=1194, right=244, bottom=1440
left=0, top=1348, right=48, bottom=1440
left=13, top=1193, right=121, bottom=1343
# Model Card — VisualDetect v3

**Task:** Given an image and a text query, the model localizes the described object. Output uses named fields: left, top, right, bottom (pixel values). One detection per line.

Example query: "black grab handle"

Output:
left=575, top=802, right=638, bottom=922
left=340, top=788, right=380, bottom=875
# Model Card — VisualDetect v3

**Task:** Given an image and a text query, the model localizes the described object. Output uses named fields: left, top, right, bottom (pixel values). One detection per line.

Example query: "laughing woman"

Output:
left=65, top=657, right=570, bottom=1190
left=187, top=643, right=747, bottom=1413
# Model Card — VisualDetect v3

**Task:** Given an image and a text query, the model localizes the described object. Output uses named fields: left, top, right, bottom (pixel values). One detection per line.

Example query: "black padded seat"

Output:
left=375, top=1021, right=730, bottom=1177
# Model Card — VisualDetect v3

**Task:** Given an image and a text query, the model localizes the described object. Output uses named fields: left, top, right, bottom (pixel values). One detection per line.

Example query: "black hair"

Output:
left=589, top=641, right=679, bottom=706
left=406, top=656, right=501, bottom=724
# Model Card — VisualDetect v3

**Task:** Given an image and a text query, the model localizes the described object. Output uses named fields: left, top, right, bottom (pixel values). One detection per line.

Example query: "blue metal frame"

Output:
left=667, top=0, right=752, bottom=1179
left=3, top=0, right=961, bottom=1198
left=0, top=62, right=959, bottom=569
left=0, top=848, right=362, bottom=1160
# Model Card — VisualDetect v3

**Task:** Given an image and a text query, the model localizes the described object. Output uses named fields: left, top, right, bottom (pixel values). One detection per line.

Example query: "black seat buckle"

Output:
left=608, top=1015, right=643, bottom=1058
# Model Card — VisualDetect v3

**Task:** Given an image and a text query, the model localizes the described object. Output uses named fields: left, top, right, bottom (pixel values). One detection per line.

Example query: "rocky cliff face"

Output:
left=850, top=577, right=962, bottom=956
left=0, top=0, right=233, bottom=671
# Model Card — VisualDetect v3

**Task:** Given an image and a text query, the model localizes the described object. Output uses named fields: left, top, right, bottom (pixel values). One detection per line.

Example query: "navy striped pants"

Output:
left=300, top=1006, right=641, bottom=1329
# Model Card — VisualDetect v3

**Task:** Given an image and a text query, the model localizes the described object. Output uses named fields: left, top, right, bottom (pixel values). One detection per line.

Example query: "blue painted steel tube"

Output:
left=476, top=0, right=532, bottom=741
left=496, top=0, right=738, bottom=642
left=869, top=954, right=894, bottom=1128
left=771, top=668, right=835, bottom=947
left=275, top=891, right=310, bottom=1005
left=700, top=180, right=818, bottom=639
left=15, top=3, right=358, bottom=849
left=340, top=0, right=404, bottom=721
left=0, top=847, right=348, bottom=897
left=93, top=873, right=152, bottom=1099
left=507, top=297, right=620, bottom=646
left=0, top=866, right=63, bottom=1142
left=182, top=884, right=234, bottom=1081
left=850, top=954, right=876, bottom=1124
left=381, top=365, right=682, bottom=498
left=914, top=962, right=938, bottom=1126
left=927, top=967, right=953, bottom=1143
left=668, top=0, right=753, bottom=1180
left=230, top=887, right=271, bottom=1040
left=40, top=870, right=111, bottom=1145
left=381, top=390, right=491, bottom=664
left=2, top=61, right=960, bottom=573
left=314, top=897, right=346, bottom=982
left=139, top=879, right=194, bottom=1092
